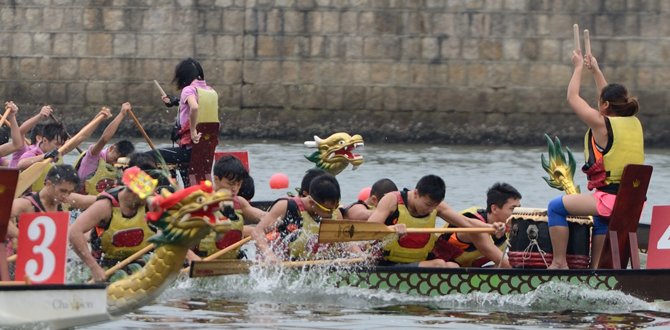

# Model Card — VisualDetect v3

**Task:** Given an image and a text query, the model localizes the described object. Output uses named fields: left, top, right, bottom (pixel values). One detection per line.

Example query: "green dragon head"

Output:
left=541, top=134, right=581, bottom=195
left=145, top=181, right=233, bottom=248
left=304, top=133, right=364, bottom=176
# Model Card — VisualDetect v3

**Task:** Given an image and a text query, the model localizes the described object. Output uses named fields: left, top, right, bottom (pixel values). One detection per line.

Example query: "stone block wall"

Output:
left=1, top=0, right=670, bottom=145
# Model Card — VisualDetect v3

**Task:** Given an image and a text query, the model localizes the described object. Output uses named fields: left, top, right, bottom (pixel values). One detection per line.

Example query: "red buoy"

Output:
left=269, top=173, right=289, bottom=189
left=358, top=187, right=371, bottom=201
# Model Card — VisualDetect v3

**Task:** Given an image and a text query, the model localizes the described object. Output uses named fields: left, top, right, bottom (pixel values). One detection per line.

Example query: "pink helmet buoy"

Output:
left=269, top=173, right=289, bottom=189
left=358, top=187, right=371, bottom=201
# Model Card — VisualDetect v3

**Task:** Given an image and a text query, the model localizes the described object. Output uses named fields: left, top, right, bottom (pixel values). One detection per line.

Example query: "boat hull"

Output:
left=0, top=284, right=111, bottom=330
left=332, top=267, right=670, bottom=302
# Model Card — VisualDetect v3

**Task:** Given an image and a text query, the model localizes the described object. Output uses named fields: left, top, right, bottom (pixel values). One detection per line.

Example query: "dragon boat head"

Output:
left=145, top=181, right=233, bottom=248
left=304, top=133, right=364, bottom=176
left=541, top=135, right=581, bottom=195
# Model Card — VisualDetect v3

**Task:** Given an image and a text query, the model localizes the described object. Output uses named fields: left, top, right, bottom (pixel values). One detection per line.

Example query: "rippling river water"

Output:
left=59, top=139, right=670, bottom=329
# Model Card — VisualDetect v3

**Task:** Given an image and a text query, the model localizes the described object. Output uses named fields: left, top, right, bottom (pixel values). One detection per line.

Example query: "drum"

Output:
left=507, top=208, right=591, bottom=269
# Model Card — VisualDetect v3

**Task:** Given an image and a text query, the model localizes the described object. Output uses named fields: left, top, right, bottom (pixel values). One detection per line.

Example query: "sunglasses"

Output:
left=309, top=196, right=337, bottom=214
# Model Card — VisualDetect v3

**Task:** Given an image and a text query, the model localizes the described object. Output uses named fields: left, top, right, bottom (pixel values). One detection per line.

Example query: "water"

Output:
left=61, top=139, right=670, bottom=329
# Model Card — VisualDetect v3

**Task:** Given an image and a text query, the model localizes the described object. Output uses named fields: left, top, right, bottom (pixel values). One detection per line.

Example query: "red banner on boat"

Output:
left=647, top=205, right=670, bottom=269
left=15, top=212, right=69, bottom=284
left=215, top=151, right=250, bottom=172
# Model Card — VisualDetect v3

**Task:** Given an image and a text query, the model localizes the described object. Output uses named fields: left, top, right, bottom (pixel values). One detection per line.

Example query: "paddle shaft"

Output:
left=190, top=258, right=364, bottom=278
left=153, top=80, right=167, bottom=97
left=0, top=107, right=31, bottom=145
left=49, top=113, right=82, bottom=153
left=180, top=236, right=252, bottom=274
left=129, top=110, right=156, bottom=150
left=584, top=29, right=591, bottom=55
left=573, top=23, right=580, bottom=51
left=88, top=243, right=154, bottom=284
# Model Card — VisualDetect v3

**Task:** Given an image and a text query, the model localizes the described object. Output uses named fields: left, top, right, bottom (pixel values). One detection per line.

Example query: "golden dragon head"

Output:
left=145, top=181, right=233, bottom=248
left=304, top=133, right=364, bottom=176
left=541, top=135, right=580, bottom=195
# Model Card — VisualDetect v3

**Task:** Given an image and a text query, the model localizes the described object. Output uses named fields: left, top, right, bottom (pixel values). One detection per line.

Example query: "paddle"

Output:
left=87, top=243, right=154, bottom=284
left=49, top=113, right=83, bottom=153
left=153, top=80, right=167, bottom=97
left=15, top=111, right=107, bottom=197
left=190, top=257, right=364, bottom=278
left=573, top=23, right=580, bottom=51
left=0, top=106, right=31, bottom=146
left=128, top=110, right=156, bottom=150
left=318, top=220, right=496, bottom=243
left=180, top=236, right=252, bottom=274
left=584, top=29, right=591, bottom=55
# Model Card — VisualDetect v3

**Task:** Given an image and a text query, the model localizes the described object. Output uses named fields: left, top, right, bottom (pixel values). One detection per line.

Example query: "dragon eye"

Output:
left=196, top=197, right=205, bottom=203
left=338, top=140, right=345, bottom=145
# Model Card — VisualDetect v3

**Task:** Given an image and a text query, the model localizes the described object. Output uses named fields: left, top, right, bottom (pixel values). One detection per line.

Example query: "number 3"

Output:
left=24, top=216, right=57, bottom=282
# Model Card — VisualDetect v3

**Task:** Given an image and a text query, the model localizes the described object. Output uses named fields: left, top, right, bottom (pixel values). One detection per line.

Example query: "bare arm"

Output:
left=90, top=103, right=130, bottom=156
left=0, top=105, right=21, bottom=157
left=186, top=95, right=201, bottom=144
left=251, top=200, right=287, bottom=262
left=68, top=200, right=112, bottom=282
left=7, top=199, right=37, bottom=238
left=19, top=106, right=51, bottom=136
left=342, top=204, right=374, bottom=221
left=366, top=194, right=398, bottom=224
left=67, top=193, right=97, bottom=210
left=61, top=108, right=112, bottom=155
left=239, top=198, right=264, bottom=224
left=567, top=50, right=608, bottom=143
left=17, top=153, right=47, bottom=170
left=469, top=232, right=511, bottom=268
left=584, top=53, right=608, bottom=95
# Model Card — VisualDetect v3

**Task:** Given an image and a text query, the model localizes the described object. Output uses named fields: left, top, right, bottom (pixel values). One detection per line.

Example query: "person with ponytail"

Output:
left=547, top=49, right=644, bottom=269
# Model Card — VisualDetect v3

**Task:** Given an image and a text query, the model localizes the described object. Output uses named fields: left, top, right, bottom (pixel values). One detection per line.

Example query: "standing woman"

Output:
left=547, top=50, right=644, bottom=269
left=157, top=57, right=219, bottom=165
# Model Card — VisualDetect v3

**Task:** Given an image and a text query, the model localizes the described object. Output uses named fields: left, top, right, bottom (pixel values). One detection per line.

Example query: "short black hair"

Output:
left=300, top=168, right=326, bottom=197
left=238, top=176, right=255, bottom=201
left=30, top=123, right=45, bottom=144
left=113, top=140, right=135, bottom=157
left=46, top=164, right=81, bottom=189
left=309, top=174, right=340, bottom=205
left=172, top=57, right=205, bottom=90
left=370, top=178, right=398, bottom=200
left=213, top=154, right=249, bottom=183
left=41, top=122, right=68, bottom=143
left=128, top=152, right=157, bottom=171
left=486, top=182, right=522, bottom=213
left=0, top=126, right=9, bottom=145
left=415, top=174, right=446, bottom=202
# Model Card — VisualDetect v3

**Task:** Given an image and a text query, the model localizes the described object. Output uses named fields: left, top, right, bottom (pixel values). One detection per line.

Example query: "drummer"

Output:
left=432, top=182, right=521, bottom=268
left=366, top=175, right=506, bottom=268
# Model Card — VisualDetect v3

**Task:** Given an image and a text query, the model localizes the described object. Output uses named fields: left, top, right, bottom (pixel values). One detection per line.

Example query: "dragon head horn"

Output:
left=304, top=135, right=322, bottom=148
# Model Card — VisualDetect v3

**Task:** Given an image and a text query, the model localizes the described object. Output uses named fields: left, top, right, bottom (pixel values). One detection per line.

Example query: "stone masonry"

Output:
left=1, top=0, right=670, bottom=145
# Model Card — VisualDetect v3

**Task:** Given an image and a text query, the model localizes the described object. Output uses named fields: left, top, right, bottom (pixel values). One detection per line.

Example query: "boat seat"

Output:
left=597, top=164, right=653, bottom=269
left=0, top=169, right=19, bottom=281
left=187, top=122, right=220, bottom=187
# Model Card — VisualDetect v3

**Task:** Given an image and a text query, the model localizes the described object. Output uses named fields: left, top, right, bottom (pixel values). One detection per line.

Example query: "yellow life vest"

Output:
left=97, top=188, right=154, bottom=261
left=31, top=157, right=64, bottom=192
left=195, top=87, right=219, bottom=124
left=196, top=196, right=245, bottom=259
left=447, top=207, right=505, bottom=267
left=382, top=191, right=438, bottom=263
left=73, top=151, right=119, bottom=196
left=584, top=116, right=644, bottom=187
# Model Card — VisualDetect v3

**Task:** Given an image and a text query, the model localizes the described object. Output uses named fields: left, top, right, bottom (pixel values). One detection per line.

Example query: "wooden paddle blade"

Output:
left=189, top=260, right=254, bottom=278
left=318, top=220, right=394, bottom=243
left=15, top=160, right=49, bottom=197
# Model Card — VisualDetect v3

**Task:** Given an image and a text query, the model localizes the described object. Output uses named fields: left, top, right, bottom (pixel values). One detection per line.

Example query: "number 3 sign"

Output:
left=15, top=212, right=69, bottom=284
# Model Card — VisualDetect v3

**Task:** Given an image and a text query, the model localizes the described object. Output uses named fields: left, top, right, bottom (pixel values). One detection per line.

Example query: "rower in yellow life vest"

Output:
left=73, top=103, right=135, bottom=195
left=252, top=174, right=366, bottom=263
left=547, top=50, right=645, bottom=269
left=366, top=175, right=506, bottom=268
left=432, top=183, right=522, bottom=268
left=191, top=154, right=263, bottom=260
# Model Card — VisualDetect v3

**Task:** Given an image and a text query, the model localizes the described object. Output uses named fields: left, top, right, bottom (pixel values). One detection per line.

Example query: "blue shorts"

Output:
left=592, top=216, right=609, bottom=236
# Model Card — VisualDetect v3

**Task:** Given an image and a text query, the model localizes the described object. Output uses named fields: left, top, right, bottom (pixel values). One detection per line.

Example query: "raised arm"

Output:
left=90, top=103, right=130, bottom=156
left=19, top=106, right=51, bottom=136
left=61, top=108, right=112, bottom=155
left=567, top=50, right=608, bottom=138
left=0, top=103, right=22, bottom=157
left=585, top=53, right=608, bottom=95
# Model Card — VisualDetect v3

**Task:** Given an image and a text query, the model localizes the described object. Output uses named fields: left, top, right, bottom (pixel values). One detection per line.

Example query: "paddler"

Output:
left=0, top=102, right=23, bottom=166
left=547, top=50, right=645, bottom=269
left=367, top=175, right=506, bottom=268
left=342, top=178, right=398, bottom=220
left=8, top=105, right=52, bottom=168
left=17, top=108, right=112, bottom=193
left=251, top=174, right=367, bottom=264
left=191, top=154, right=264, bottom=260
left=6, top=164, right=96, bottom=240
left=68, top=165, right=157, bottom=282
left=432, top=182, right=521, bottom=268
left=74, top=102, right=135, bottom=195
